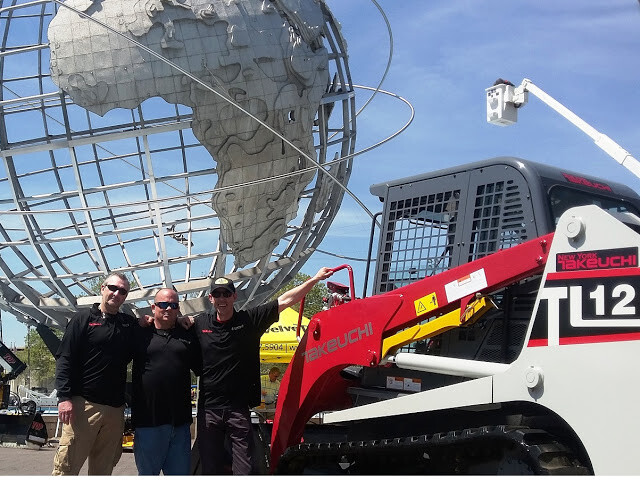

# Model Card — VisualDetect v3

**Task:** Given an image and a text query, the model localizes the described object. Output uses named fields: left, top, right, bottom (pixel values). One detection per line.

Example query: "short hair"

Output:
left=102, top=272, right=129, bottom=287
left=269, top=367, right=281, bottom=375
left=154, top=287, right=178, bottom=301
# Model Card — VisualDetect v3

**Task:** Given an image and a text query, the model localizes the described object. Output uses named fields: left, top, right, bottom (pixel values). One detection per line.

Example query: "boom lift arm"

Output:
left=486, top=78, right=640, bottom=180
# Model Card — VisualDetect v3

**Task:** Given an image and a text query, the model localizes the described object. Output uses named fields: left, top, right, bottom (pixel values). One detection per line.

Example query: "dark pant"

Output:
left=134, top=423, right=191, bottom=475
left=197, top=406, right=252, bottom=475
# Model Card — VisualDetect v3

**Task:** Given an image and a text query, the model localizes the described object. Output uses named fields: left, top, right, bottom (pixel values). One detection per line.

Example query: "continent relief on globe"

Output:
left=48, top=0, right=330, bottom=266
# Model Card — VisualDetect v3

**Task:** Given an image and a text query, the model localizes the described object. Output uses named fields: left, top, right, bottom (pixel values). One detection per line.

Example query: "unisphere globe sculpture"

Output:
left=0, top=0, right=355, bottom=331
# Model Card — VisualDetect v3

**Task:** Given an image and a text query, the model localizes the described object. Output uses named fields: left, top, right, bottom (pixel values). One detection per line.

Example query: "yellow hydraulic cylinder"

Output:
left=381, top=296, right=496, bottom=358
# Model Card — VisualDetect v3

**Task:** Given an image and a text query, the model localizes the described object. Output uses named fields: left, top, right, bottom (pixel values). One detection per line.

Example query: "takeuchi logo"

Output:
left=556, top=247, right=638, bottom=272
left=302, top=322, right=373, bottom=363
left=561, top=172, right=612, bottom=192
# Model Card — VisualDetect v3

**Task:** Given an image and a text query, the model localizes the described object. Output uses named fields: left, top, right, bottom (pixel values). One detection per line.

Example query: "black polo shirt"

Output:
left=131, top=325, right=202, bottom=428
left=55, top=303, right=137, bottom=407
left=195, top=301, right=279, bottom=409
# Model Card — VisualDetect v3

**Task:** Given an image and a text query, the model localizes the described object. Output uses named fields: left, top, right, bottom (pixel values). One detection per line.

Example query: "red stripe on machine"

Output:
left=559, top=332, right=640, bottom=345
left=547, top=268, right=640, bottom=281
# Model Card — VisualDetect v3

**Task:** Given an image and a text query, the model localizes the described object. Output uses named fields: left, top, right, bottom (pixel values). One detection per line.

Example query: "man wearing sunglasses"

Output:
left=193, top=267, right=334, bottom=475
left=53, top=272, right=137, bottom=475
left=131, top=288, right=202, bottom=475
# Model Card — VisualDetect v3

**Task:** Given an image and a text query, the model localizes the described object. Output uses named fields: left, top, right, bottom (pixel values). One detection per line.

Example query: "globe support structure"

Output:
left=0, top=0, right=356, bottom=330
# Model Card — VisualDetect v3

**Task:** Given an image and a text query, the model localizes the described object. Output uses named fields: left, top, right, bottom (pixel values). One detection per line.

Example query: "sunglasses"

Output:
left=211, top=290, right=233, bottom=298
left=105, top=284, right=129, bottom=295
left=155, top=302, right=179, bottom=310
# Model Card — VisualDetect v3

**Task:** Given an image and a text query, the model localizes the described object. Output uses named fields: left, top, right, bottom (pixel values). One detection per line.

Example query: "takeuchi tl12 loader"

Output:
left=267, top=156, right=640, bottom=475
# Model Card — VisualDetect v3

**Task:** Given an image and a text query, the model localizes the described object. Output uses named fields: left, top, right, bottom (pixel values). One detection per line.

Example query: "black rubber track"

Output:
left=275, top=425, right=591, bottom=475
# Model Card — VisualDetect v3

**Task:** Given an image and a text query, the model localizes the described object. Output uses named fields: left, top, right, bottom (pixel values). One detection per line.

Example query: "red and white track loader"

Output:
left=269, top=157, right=640, bottom=475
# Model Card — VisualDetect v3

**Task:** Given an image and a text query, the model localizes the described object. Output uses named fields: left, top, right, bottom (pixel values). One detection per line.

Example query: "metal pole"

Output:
left=362, top=212, right=382, bottom=298
left=26, top=324, right=31, bottom=389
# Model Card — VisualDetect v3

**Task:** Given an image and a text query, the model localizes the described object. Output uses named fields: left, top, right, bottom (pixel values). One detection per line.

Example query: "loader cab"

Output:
left=546, top=183, right=640, bottom=231
left=367, top=157, right=640, bottom=369
left=370, top=157, right=640, bottom=295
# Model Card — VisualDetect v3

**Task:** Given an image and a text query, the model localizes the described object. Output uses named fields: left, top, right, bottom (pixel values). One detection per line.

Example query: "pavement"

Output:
left=0, top=440, right=138, bottom=476
left=0, top=412, right=273, bottom=476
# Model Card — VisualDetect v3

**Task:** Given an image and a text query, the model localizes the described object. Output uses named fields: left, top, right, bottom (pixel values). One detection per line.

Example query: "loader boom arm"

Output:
left=270, top=233, right=553, bottom=471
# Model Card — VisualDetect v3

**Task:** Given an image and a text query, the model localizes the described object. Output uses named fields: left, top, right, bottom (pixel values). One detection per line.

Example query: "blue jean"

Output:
left=134, top=423, right=191, bottom=475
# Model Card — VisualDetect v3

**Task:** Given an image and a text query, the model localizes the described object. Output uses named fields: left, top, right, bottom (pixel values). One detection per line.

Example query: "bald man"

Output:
left=131, top=288, right=202, bottom=475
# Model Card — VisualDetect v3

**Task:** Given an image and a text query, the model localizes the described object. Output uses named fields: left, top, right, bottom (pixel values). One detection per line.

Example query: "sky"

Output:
left=2, top=0, right=640, bottom=348
left=299, top=0, right=640, bottom=283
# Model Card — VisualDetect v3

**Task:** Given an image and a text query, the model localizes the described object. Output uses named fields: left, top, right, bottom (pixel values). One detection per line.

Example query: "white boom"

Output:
left=486, top=78, right=640, bottom=180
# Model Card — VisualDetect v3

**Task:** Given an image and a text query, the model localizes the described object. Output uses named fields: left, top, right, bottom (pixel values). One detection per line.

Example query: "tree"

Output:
left=274, top=272, right=328, bottom=318
left=15, top=327, right=63, bottom=389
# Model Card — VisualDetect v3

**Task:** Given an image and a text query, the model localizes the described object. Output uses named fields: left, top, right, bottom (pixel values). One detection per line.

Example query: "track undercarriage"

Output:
left=275, top=424, right=590, bottom=475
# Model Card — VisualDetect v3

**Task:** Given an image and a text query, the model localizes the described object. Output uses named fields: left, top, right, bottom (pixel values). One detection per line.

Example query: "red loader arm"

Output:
left=270, top=234, right=553, bottom=472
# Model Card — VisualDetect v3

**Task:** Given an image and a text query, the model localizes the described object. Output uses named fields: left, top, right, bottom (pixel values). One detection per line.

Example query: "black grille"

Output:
left=374, top=162, right=536, bottom=297
left=468, top=179, right=527, bottom=261
left=378, top=190, right=460, bottom=294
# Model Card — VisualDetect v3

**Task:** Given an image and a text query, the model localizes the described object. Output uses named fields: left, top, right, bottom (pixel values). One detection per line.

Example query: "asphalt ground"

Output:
left=0, top=440, right=138, bottom=476
left=0, top=412, right=274, bottom=477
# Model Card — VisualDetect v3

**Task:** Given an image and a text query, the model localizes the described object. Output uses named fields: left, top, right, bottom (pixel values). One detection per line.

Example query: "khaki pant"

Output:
left=52, top=397, right=125, bottom=476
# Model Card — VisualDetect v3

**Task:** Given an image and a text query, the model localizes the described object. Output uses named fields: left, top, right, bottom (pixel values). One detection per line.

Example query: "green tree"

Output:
left=274, top=272, right=328, bottom=318
left=15, top=327, right=63, bottom=387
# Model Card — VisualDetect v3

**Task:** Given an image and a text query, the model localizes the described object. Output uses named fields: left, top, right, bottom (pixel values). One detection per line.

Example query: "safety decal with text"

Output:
left=444, top=269, right=487, bottom=302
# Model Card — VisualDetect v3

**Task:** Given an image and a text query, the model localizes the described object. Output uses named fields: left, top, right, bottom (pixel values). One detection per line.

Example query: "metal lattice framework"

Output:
left=0, top=0, right=356, bottom=329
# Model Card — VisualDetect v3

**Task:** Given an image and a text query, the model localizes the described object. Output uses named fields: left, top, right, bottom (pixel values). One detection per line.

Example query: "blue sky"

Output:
left=2, top=0, right=640, bottom=347
left=299, top=0, right=640, bottom=284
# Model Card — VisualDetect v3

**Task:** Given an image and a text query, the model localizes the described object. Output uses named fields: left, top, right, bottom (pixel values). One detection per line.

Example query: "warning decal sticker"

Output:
left=414, top=292, right=438, bottom=317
